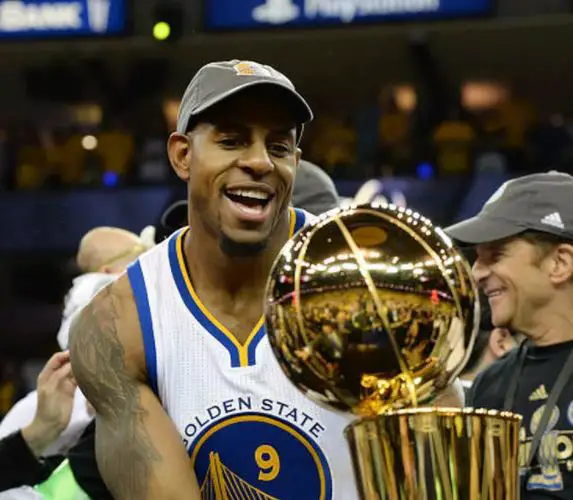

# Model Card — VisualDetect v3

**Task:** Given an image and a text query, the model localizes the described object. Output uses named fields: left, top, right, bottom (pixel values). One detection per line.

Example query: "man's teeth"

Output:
left=226, top=189, right=269, bottom=201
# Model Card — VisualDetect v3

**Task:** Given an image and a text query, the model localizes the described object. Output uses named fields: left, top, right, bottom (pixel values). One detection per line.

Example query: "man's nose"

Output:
left=472, top=258, right=490, bottom=287
left=237, top=141, right=274, bottom=177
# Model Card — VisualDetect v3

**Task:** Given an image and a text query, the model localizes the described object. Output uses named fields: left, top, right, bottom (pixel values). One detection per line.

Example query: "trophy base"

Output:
left=345, top=407, right=522, bottom=500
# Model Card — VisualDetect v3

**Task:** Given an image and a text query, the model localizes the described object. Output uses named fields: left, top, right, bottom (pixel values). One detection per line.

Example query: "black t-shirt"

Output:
left=467, top=340, right=573, bottom=500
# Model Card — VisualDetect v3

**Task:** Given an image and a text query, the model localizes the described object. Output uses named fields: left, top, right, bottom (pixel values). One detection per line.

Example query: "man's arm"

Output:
left=69, top=275, right=200, bottom=500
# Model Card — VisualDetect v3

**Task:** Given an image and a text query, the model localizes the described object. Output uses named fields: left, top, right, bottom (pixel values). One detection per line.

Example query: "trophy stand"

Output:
left=346, top=408, right=521, bottom=500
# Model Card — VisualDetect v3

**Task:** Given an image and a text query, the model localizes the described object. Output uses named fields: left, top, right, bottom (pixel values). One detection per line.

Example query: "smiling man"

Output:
left=446, top=171, right=573, bottom=499
left=69, top=60, right=358, bottom=500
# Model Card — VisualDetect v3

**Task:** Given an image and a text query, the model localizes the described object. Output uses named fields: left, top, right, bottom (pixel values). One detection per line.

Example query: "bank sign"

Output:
left=0, top=0, right=125, bottom=38
left=205, top=0, right=492, bottom=30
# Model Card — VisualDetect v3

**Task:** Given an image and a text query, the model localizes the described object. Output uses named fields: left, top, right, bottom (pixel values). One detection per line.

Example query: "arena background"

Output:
left=1, top=0, right=573, bottom=412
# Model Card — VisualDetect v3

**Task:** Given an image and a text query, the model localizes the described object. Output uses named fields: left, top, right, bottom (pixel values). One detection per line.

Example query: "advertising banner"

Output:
left=0, top=0, right=125, bottom=38
left=205, top=0, right=492, bottom=30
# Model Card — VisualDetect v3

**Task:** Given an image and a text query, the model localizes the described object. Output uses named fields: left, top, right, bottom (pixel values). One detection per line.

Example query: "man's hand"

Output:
left=21, top=351, right=77, bottom=457
left=432, top=379, right=465, bottom=408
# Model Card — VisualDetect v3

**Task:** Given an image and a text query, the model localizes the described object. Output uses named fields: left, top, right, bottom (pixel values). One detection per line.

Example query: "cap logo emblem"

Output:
left=541, top=212, right=564, bottom=230
left=233, top=61, right=272, bottom=77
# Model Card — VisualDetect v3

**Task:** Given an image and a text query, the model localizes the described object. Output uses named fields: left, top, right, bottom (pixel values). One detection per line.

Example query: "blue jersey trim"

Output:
left=127, top=261, right=158, bottom=397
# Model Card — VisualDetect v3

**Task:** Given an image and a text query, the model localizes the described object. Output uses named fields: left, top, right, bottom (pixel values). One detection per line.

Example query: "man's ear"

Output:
left=295, top=148, right=302, bottom=167
left=549, top=244, right=573, bottom=286
left=167, top=132, right=192, bottom=181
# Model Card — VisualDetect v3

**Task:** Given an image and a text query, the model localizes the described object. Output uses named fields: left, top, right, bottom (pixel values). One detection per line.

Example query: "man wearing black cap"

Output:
left=69, top=60, right=358, bottom=499
left=446, top=171, right=573, bottom=498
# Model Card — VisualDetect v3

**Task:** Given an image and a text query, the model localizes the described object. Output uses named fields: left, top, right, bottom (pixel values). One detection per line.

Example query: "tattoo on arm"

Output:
left=70, top=286, right=161, bottom=499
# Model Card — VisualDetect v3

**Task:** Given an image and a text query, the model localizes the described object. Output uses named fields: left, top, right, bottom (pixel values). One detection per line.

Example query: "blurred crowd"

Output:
left=2, top=88, right=573, bottom=191
left=0, top=116, right=172, bottom=191
left=308, top=91, right=573, bottom=179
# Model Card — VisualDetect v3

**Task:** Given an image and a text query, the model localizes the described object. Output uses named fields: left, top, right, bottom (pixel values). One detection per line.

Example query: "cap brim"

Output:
left=445, top=215, right=523, bottom=245
left=188, top=80, right=313, bottom=127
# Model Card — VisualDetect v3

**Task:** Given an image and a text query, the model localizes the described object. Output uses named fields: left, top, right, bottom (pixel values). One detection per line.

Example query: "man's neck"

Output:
left=524, top=326, right=573, bottom=347
left=520, top=302, right=573, bottom=347
left=185, top=213, right=291, bottom=301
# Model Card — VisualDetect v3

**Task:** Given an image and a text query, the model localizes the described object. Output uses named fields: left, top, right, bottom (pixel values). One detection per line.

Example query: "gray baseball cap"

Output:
left=446, top=171, right=573, bottom=245
left=176, top=59, right=313, bottom=136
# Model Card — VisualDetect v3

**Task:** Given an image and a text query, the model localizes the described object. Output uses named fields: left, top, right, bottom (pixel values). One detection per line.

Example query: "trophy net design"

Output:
left=265, top=203, right=521, bottom=500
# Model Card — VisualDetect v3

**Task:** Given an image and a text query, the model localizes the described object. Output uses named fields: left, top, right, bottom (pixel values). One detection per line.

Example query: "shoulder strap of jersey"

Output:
left=126, top=261, right=158, bottom=397
left=292, top=207, right=310, bottom=234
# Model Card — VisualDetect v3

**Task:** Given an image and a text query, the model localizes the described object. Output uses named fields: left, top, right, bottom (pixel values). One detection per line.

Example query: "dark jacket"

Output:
left=0, top=422, right=112, bottom=499
left=0, top=431, right=60, bottom=491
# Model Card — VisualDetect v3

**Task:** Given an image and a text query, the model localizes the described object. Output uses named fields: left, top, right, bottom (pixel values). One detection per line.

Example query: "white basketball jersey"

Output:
left=127, top=208, right=359, bottom=500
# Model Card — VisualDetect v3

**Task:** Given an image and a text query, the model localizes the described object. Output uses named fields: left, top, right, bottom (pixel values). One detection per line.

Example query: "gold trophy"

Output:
left=265, top=203, right=522, bottom=500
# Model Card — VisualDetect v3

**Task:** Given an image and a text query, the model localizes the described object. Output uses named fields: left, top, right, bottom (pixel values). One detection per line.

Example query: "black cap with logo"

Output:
left=176, top=59, right=313, bottom=140
left=446, top=171, right=573, bottom=245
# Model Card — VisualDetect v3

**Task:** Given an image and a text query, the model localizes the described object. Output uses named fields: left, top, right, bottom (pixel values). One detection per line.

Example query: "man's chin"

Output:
left=491, top=311, right=511, bottom=330
left=219, top=232, right=269, bottom=257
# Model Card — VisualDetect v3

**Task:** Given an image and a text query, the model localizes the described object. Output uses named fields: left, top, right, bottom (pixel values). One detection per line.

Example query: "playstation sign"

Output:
left=205, top=0, right=492, bottom=30
left=0, top=0, right=125, bottom=38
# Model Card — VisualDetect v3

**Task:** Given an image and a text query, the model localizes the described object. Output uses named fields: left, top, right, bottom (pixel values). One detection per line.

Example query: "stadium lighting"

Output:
left=152, top=3, right=182, bottom=42
left=153, top=21, right=171, bottom=41
left=81, top=135, right=98, bottom=150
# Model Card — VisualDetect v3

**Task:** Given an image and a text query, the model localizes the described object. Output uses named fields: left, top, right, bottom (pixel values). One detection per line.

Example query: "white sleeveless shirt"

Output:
left=127, top=208, right=359, bottom=500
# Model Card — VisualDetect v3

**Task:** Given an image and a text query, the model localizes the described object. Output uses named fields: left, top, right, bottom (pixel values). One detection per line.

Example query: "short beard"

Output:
left=219, top=233, right=268, bottom=257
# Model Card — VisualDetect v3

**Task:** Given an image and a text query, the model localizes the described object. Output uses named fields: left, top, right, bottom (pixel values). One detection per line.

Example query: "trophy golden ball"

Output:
left=264, top=203, right=479, bottom=417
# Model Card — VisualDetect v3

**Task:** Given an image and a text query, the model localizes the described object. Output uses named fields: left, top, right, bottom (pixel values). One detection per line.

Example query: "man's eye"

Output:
left=492, top=249, right=506, bottom=260
left=218, top=138, right=242, bottom=148
left=269, top=144, right=291, bottom=156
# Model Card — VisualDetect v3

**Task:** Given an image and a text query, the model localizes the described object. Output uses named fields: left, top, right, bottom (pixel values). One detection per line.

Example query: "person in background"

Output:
left=0, top=226, right=154, bottom=498
left=485, top=90, right=537, bottom=172
left=45, top=127, right=83, bottom=187
left=291, top=159, right=340, bottom=215
left=447, top=171, right=573, bottom=498
left=0, top=352, right=76, bottom=494
left=0, top=227, right=154, bottom=457
left=378, top=93, right=410, bottom=174
left=135, top=120, right=171, bottom=185
left=14, top=127, right=46, bottom=190
left=57, top=226, right=155, bottom=351
left=97, top=118, right=135, bottom=183
left=433, top=107, right=476, bottom=176
left=307, top=114, right=356, bottom=176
